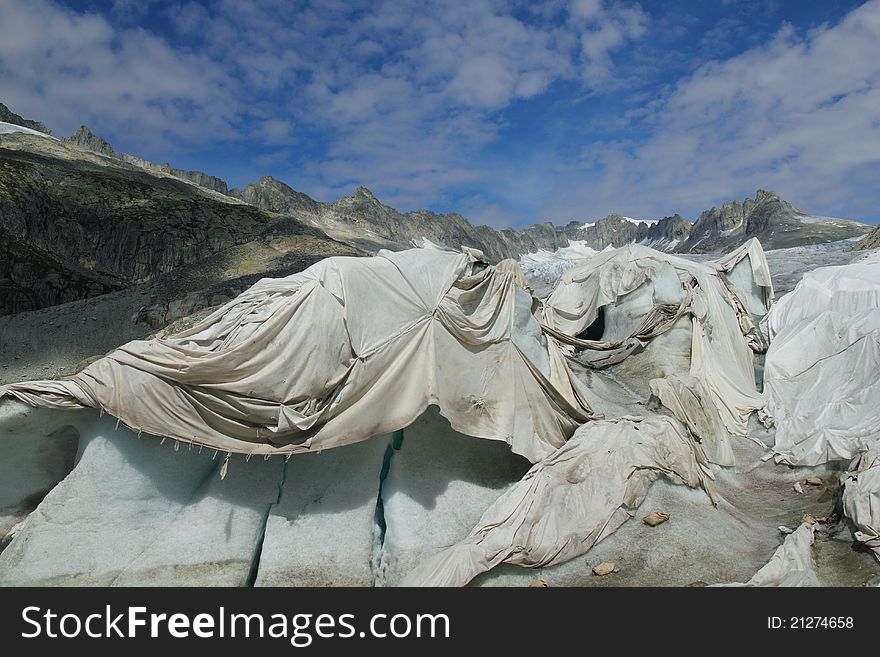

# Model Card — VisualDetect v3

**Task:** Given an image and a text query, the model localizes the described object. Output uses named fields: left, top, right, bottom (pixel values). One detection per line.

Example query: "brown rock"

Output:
left=642, top=511, right=670, bottom=526
left=592, top=562, right=616, bottom=576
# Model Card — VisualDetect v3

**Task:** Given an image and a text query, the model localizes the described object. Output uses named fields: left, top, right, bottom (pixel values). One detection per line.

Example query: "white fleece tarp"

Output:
left=764, top=252, right=880, bottom=466
left=715, top=237, right=775, bottom=313
left=542, top=238, right=772, bottom=338
left=715, top=523, right=820, bottom=587
left=843, top=445, right=880, bottom=562
left=541, top=240, right=772, bottom=442
left=649, top=374, right=735, bottom=466
left=402, top=415, right=714, bottom=587
left=0, top=248, right=593, bottom=463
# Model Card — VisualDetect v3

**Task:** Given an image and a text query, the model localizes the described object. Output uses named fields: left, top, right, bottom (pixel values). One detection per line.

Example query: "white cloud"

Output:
left=0, top=0, right=237, bottom=153
left=0, top=0, right=651, bottom=221
left=165, top=0, right=651, bottom=210
left=257, top=119, right=295, bottom=141
left=447, top=55, right=519, bottom=108
left=542, top=0, right=880, bottom=223
left=3, top=0, right=876, bottom=229
left=571, top=0, right=604, bottom=20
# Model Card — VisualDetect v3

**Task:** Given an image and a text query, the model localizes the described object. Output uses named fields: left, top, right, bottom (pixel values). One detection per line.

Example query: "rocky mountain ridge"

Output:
left=64, top=126, right=229, bottom=195
left=0, top=132, right=359, bottom=316
left=678, top=189, right=869, bottom=252
left=0, top=101, right=874, bottom=320
left=0, top=109, right=695, bottom=261
left=230, top=179, right=694, bottom=261
left=232, top=181, right=869, bottom=260
left=30, top=108, right=870, bottom=262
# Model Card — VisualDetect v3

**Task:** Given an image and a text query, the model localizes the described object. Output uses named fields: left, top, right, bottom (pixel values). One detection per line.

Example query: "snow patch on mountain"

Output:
left=581, top=216, right=658, bottom=229
left=0, top=121, right=56, bottom=140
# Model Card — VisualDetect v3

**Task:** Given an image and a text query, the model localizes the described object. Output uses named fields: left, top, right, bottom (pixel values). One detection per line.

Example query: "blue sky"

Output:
left=1, top=0, right=878, bottom=228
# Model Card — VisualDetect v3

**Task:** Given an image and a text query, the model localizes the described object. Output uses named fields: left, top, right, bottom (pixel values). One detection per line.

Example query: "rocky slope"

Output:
left=0, top=132, right=361, bottom=316
left=852, top=225, right=880, bottom=250
left=0, top=103, right=51, bottom=135
left=0, top=221, right=125, bottom=315
left=230, top=175, right=321, bottom=216
left=64, top=126, right=229, bottom=194
left=677, top=189, right=870, bottom=252
left=0, top=228, right=361, bottom=384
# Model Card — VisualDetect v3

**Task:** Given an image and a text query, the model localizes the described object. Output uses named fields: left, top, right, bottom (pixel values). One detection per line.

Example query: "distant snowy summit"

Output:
left=571, top=212, right=690, bottom=253
left=580, top=214, right=659, bottom=228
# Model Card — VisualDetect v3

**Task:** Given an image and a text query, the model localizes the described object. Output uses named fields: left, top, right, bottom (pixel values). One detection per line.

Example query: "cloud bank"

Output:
left=0, top=0, right=877, bottom=226
left=545, top=0, right=880, bottom=224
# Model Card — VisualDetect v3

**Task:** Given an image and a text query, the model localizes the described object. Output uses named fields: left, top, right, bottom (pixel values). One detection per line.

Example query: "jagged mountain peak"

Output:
left=333, top=186, right=392, bottom=214
left=65, top=125, right=116, bottom=155
left=335, top=186, right=387, bottom=211
left=752, top=189, right=801, bottom=213
left=354, top=185, right=377, bottom=199
left=755, top=188, right=782, bottom=201
left=253, top=175, right=295, bottom=190
left=71, top=124, right=98, bottom=138
left=230, top=175, right=301, bottom=196
left=231, top=176, right=320, bottom=216
left=678, top=189, right=869, bottom=252
left=707, top=189, right=790, bottom=213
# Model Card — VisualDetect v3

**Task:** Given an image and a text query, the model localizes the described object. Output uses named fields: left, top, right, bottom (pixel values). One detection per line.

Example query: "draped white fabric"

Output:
left=1, top=248, right=593, bottom=462
left=843, top=445, right=880, bottom=563
left=764, top=252, right=880, bottom=466
left=541, top=239, right=772, bottom=440
left=403, top=415, right=714, bottom=587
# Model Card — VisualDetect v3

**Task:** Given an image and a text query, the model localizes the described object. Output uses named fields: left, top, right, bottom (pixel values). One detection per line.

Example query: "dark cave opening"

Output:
left=576, top=304, right=605, bottom=341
